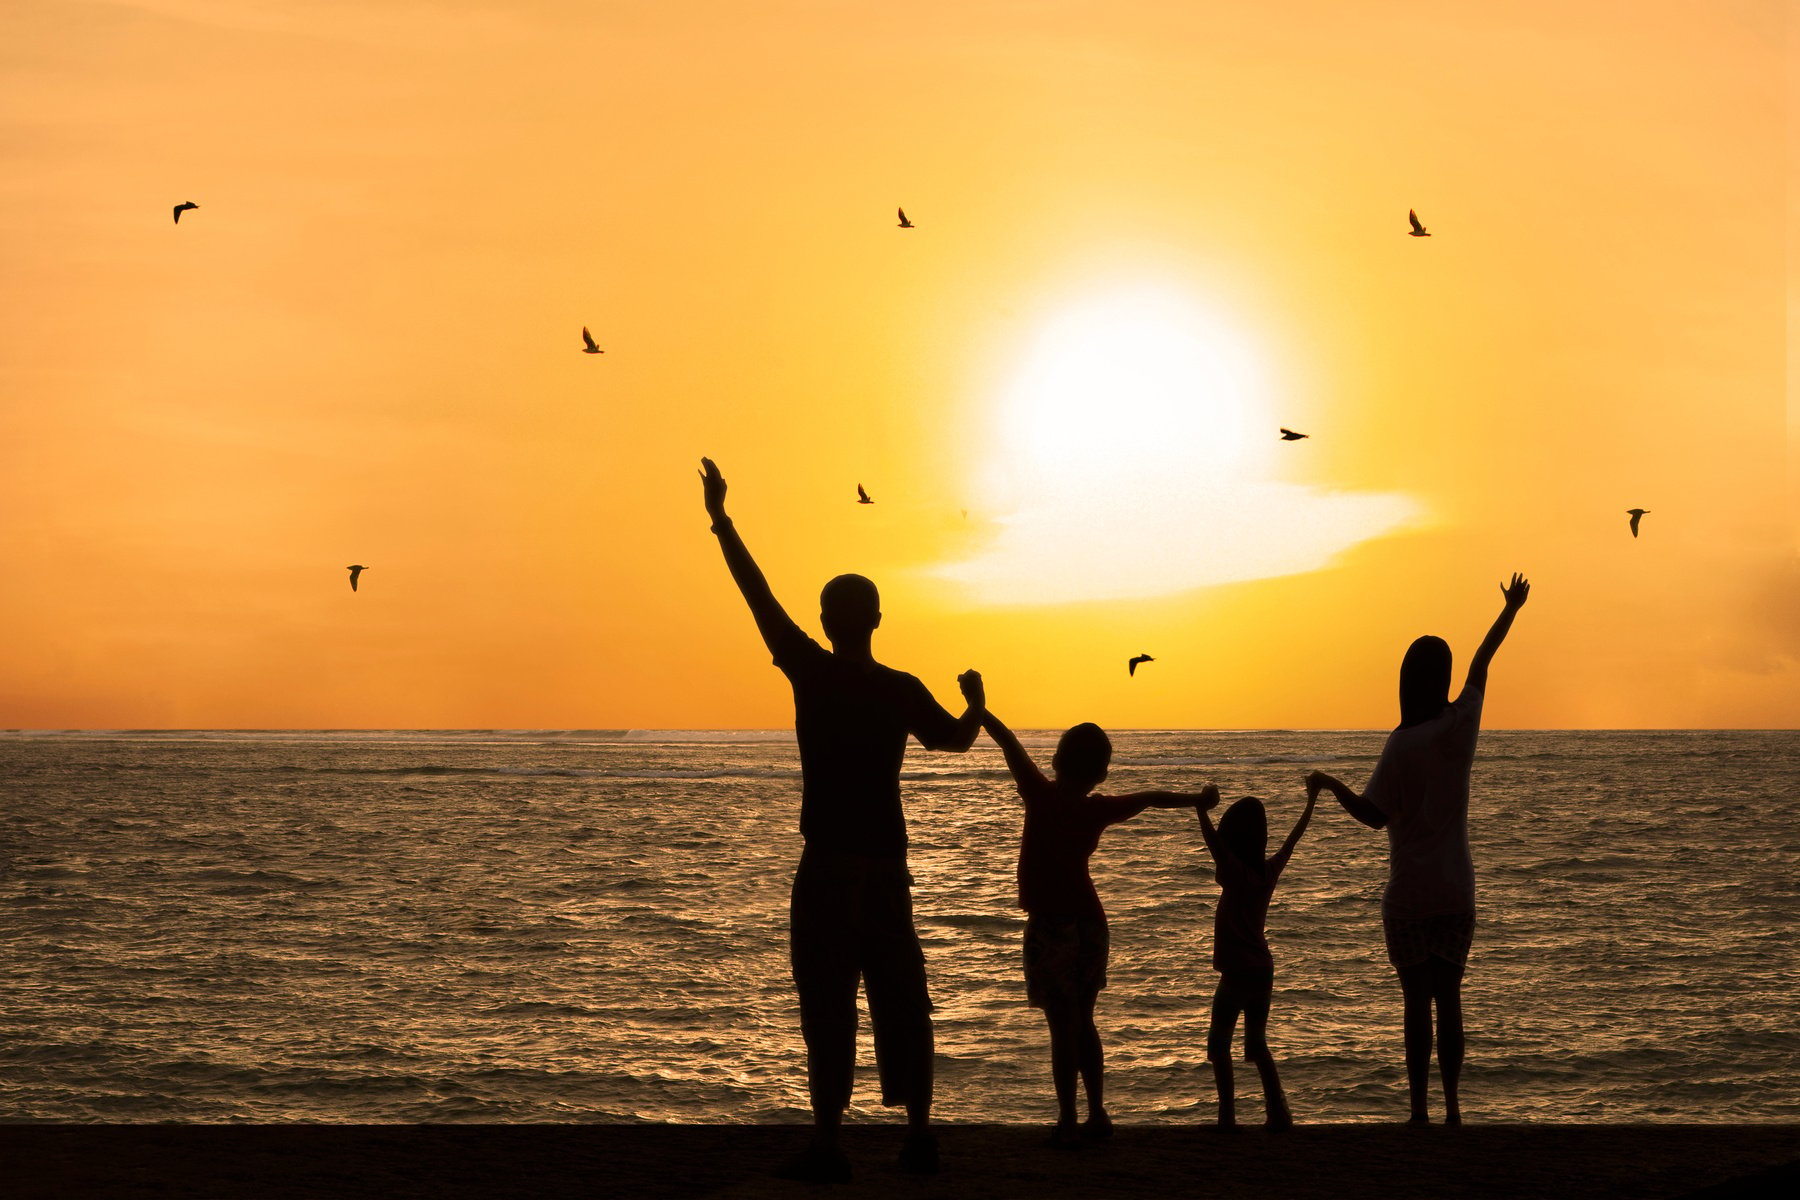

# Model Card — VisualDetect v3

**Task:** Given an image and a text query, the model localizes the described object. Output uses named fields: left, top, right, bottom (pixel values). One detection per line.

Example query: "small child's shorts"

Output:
left=1023, top=915, right=1109, bottom=1009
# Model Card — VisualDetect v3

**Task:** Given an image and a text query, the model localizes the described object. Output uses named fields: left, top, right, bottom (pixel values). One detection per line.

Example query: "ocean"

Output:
left=1, top=729, right=1795, bottom=1125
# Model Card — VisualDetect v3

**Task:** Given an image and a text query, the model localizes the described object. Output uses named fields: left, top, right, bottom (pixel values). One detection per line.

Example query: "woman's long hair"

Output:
left=1398, top=635, right=1453, bottom=728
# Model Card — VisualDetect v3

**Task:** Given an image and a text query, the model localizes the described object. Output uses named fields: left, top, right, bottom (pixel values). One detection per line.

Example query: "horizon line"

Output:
left=2, top=726, right=1796, bottom=735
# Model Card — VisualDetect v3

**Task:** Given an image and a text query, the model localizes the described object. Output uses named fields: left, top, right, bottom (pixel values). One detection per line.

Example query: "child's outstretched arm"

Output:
left=1269, top=785, right=1318, bottom=874
left=981, top=709, right=1047, bottom=791
left=1103, top=780, right=1221, bottom=827
left=1121, top=785, right=1223, bottom=810
left=1308, top=770, right=1387, bottom=830
left=1464, top=572, right=1530, bottom=694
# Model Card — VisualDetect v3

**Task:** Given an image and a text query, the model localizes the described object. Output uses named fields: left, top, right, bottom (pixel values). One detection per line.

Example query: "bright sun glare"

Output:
left=934, top=285, right=1420, bottom=605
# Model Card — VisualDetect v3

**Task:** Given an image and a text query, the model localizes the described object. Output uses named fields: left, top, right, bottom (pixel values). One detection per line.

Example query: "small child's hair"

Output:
left=1217, top=797, right=1268, bottom=871
left=1051, top=722, right=1112, bottom=788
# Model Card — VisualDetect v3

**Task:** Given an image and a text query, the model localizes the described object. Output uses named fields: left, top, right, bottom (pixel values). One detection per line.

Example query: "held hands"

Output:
left=958, top=669, right=985, bottom=711
left=1198, top=782, right=1221, bottom=812
left=1500, top=572, right=1530, bottom=611
left=1306, top=771, right=1326, bottom=800
left=699, top=457, right=728, bottom=521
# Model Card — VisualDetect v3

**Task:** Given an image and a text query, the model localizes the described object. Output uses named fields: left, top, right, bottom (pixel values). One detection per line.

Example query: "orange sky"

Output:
left=0, top=0, right=1793, bottom=729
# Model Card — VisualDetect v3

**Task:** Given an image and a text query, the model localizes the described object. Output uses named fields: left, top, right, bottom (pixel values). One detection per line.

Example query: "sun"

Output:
left=991, top=286, right=1271, bottom=500
left=934, top=283, right=1419, bottom=605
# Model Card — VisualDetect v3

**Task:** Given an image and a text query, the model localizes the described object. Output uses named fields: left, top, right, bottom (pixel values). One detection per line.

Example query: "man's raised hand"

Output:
left=700, top=457, right=728, bottom=521
left=1199, top=782, right=1221, bottom=812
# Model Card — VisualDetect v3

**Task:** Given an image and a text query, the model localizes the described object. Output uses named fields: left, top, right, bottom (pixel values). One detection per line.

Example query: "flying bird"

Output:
left=581, top=327, right=603, bottom=355
left=173, top=201, right=198, bottom=224
left=1279, top=428, right=1309, bottom=441
left=897, top=207, right=913, bottom=229
left=1408, top=209, right=1430, bottom=237
left=347, top=564, right=367, bottom=592
left=857, top=484, right=874, bottom=505
left=1127, top=654, right=1154, bottom=677
left=1627, top=508, right=1649, bottom=538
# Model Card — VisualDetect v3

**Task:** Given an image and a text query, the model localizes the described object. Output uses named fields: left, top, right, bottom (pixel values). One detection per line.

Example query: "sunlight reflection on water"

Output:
left=0, top=729, right=1795, bottom=1123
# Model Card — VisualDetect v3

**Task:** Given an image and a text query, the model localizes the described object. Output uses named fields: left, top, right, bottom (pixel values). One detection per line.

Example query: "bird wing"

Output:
left=857, top=484, right=870, bottom=502
left=581, top=327, right=596, bottom=350
left=1409, top=209, right=1423, bottom=233
left=897, top=207, right=907, bottom=222
left=173, top=205, right=183, bottom=223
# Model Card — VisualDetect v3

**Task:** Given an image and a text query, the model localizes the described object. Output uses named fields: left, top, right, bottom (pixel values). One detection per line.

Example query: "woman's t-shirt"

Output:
left=1364, top=683, right=1484, bottom=919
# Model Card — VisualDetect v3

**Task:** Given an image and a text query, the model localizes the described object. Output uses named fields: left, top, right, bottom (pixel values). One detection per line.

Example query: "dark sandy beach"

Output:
left=5, top=1124, right=1796, bottom=1199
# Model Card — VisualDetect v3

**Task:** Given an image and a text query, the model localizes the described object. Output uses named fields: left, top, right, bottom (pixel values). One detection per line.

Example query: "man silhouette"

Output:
left=700, top=458, right=982, bottom=1181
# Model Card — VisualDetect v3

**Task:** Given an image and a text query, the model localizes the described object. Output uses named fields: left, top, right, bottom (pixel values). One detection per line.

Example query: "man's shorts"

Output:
left=1022, top=915, right=1109, bottom=1009
left=1383, top=910, right=1475, bottom=970
left=789, top=849, right=933, bottom=1107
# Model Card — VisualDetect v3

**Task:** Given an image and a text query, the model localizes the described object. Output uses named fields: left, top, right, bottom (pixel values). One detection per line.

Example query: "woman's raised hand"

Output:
left=1500, top=572, right=1530, bottom=611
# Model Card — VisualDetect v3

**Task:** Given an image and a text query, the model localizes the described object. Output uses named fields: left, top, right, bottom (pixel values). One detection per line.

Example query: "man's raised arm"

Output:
left=700, top=457, right=801, bottom=653
left=922, top=669, right=984, bottom=753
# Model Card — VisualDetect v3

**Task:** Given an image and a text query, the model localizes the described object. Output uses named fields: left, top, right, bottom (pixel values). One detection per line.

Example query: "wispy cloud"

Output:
left=933, top=478, right=1420, bottom=605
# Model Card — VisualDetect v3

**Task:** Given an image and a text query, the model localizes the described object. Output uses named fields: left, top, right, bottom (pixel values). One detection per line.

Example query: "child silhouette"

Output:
left=975, top=689, right=1216, bottom=1145
left=1195, top=782, right=1317, bottom=1129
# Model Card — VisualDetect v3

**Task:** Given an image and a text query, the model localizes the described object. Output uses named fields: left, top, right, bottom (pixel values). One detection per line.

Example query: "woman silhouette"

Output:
left=1310, top=573, right=1529, bottom=1125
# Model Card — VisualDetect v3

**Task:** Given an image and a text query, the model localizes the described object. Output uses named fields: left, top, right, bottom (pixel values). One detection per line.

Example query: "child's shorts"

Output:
left=1383, top=910, right=1475, bottom=970
left=1023, top=915, right=1109, bottom=1009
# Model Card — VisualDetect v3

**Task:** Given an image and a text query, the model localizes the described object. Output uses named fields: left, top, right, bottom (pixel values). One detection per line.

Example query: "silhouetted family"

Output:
left=701, top=459, right=1531, bottom=1182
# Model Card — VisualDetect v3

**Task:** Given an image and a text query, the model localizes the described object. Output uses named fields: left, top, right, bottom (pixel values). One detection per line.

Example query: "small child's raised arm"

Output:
left=981, top=707, right=1045, bottom=791
left=1269, top=785, right=1318, bottom=873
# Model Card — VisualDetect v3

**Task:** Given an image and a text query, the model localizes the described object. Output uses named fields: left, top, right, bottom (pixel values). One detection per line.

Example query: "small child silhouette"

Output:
left=1195, top=781, right=1317, bottom=1129
left=973, top=681, right=1216, bottom=1145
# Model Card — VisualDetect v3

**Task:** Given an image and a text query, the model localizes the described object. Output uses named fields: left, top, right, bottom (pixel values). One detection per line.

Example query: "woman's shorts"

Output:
left=1383, top=910, right=1475, bottom=970
left=1023, top=915, right=1109, bottom=1009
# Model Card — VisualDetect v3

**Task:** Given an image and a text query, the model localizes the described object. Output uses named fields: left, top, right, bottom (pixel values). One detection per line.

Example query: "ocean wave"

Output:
left=921, top=912, right=1022, bottom=931
left=622, top=729, right=797, bottom=744
left=480, top=1000, right=608, bottom=1018
left=284, top=764, right=807, bottom=782
left=1113, top=754, right=1355, bottom=767
left=273, top=763, right=1032, bottom=783
left=186, top=868, right=331, bottom=888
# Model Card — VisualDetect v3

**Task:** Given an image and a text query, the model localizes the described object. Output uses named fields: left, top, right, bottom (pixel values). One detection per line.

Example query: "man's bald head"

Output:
left=820, top=573, right=881, bottom=643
